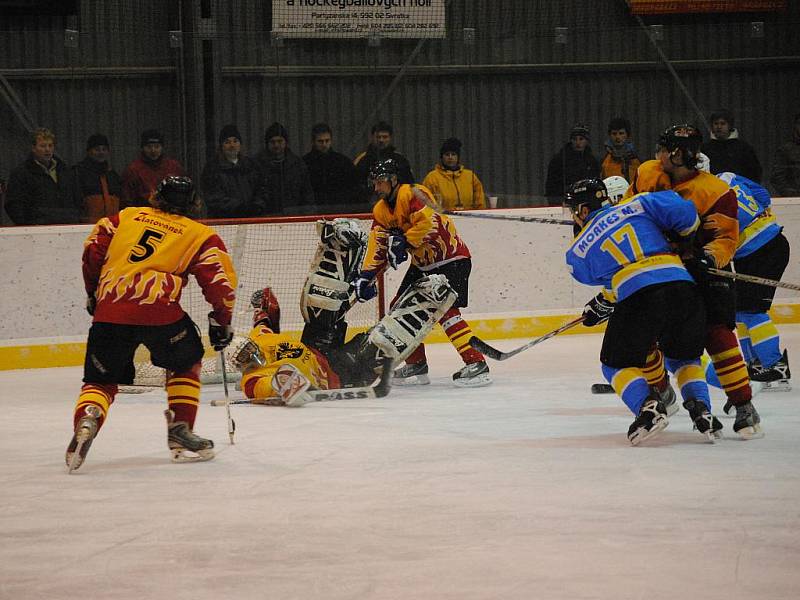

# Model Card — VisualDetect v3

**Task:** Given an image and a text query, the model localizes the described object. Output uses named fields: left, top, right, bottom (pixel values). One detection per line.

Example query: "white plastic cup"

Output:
left=488, top=196, right=498, bottom=209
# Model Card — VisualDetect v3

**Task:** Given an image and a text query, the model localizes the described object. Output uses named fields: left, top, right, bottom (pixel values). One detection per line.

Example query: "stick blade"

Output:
left=469, top=336, right=508, bottom=361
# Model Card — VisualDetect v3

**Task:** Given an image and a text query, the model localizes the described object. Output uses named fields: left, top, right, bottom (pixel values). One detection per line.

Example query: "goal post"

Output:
left=130, top=213, right=384, bottom=388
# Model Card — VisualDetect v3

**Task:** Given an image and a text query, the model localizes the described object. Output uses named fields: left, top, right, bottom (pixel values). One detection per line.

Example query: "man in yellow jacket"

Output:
left=422, top=137, right=486, bottom=211
left=353, top=159, right=491, bottom=388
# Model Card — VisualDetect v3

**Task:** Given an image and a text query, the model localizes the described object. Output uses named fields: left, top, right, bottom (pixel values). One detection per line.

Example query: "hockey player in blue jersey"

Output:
left=694, top=159, right=791, bottom=394
left=564, top=178, right=722, bottom=445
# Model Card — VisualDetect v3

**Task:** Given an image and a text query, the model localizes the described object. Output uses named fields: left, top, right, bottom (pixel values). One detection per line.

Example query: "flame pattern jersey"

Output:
left=628, top=160, right=739, bottom=268
left=362, top=184, right=470, bottom=273
left=240, top=324, right=339, bottom=400
left=82, top=206, right=237, bottom=326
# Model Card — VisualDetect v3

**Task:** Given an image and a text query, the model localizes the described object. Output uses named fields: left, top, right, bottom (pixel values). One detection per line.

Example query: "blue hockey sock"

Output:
left=601, top=363, right=651, bottom=415
left=737, top=311, right=782, bottom=368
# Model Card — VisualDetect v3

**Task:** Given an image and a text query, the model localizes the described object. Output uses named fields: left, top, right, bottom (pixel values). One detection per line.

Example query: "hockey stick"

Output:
left=210, top=358, right=394, bottom=407
left=219, top=349, right=236, bottom=444
left=443, top=210, right=572, bottom=226
left=706, top=268, right=800, bottom=292
left=469, top=316, right=586, bottom=361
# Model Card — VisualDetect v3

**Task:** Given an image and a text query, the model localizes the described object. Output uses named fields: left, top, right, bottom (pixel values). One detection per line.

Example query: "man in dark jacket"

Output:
left=121, top=129, right=186, bottom=208
left=303, top=123, right=359, bottom=209
left=545, top=123, right=601, bottom=206
left=73, top=133, right=123, bottom=224
left=201, top=124, right=268, bottom=218
left=255, top=122, right=315, bottom=215
left=6, top=127, right=79, bottom=225
left=353, top=121, right=414, bottom=205
left=700, top=109, right=762, bottom=182
left=770, top=112, right=800, bottom=197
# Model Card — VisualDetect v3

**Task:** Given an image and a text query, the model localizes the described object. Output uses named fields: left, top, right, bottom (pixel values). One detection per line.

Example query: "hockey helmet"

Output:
left=368, top=159, right=399, bottom=184
left=602, top=175, right=629, bottom=205
left=153, top=176, right=196, bottom=215
left=657, top=124, right=703, bottom=169
left=251, top=287, right=281, bottom=332
left=695, top=152, right=711, bottom=173
left=564, top=178, right=610, bottom=215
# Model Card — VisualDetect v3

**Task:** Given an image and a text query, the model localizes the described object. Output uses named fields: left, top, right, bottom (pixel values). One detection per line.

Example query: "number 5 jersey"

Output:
left=82, top=206, right=237, bottom=326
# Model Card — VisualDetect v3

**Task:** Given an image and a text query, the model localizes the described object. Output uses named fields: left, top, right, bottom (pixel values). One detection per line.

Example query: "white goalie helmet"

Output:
left=602, top=175, right=629, bottom=205
left=695, top=152, right=711, bottom=173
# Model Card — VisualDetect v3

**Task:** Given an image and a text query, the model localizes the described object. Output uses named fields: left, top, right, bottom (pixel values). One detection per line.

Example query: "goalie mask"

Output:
left=564, top=178, right=610, bottom=217
left=251, top=287, right=280, bottom=332
left=152, top=176, right=197, bottom=216
left=658, top=124, right=703, bottom=169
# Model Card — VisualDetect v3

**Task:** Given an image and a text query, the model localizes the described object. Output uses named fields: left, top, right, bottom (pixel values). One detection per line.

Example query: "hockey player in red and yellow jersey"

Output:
left=67, top=176, right=238, bottom=471
left=352, top=159, right=491, bottom=387
left=627, top=125, right=761, bottom=438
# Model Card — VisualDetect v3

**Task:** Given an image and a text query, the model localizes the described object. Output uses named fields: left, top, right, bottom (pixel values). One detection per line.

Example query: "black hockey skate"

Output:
left=682, top=398, right=723, bottom=442
left=732, top=402, right=764, bottom=440
left=651, top=381, right=678, bottom=417
left=749, top=349, right=791, bottom=392
left=66, top=405, right=101, bottom=473
left=627, top=396, right=669, bottom=446
left=393, top=361, right=430, bottom=386
left=165, top=410, right=215, bottom=462
left=452, top=360, right=492, bottom=388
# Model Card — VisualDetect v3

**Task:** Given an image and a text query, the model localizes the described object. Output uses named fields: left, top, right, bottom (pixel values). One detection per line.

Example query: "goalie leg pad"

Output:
left=367, top=274, right=457, bottom=363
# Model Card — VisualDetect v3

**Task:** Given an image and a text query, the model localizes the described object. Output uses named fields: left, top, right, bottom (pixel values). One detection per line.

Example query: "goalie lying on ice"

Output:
left=231, top=218, right=457, bottom=406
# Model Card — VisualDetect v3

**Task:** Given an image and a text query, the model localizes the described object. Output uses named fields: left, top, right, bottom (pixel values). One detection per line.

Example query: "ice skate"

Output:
left=393, top=361, right=430, bottom=386
left=750, top=350, right=791, bottom=392
left=682, top=398, right=723, bottom=442
left=65, top=405, right=101, bottom=473
left=452, top=361, right=492, bottom=388
left=732, top=402, right=764, bottom=440
left=627, top=397, right=668, bottom=446
left=165, top=410, right=215, bottom=462
left=651, top=381, right=678, bottom=417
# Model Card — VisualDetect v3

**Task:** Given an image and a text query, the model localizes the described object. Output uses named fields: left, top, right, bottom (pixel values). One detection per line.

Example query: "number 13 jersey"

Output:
left=83, top=206, right=237, bottom=326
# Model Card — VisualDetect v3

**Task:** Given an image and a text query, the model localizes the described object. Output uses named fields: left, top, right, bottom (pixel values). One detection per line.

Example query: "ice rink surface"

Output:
left=2, top=327, right=800, bottom=600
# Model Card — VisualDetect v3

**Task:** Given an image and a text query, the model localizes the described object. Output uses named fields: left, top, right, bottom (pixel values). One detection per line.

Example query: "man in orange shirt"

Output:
left=67, top=176, right=237, bottom=472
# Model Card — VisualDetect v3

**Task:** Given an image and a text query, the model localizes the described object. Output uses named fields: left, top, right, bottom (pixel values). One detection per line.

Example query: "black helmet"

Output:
left=154, top=176, right=196, bottom=215
left=564, top=178, right=610, bottom=215
left=658, top=124, right=703, bottom=168
left=368, top=159, right=399, bottom=183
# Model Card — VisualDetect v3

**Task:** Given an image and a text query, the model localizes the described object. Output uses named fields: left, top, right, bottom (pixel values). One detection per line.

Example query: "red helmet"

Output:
left=251, top=287, right=280, bottom=332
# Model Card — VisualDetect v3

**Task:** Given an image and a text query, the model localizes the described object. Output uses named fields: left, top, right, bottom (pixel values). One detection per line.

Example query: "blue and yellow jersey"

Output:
left=240, top=324, right=340, bottom=401
left=716, top=172, right=781, bottom=259
left=566, top=191, right=700, bottom=301
left=83, top=206, right=236, bottom=326
left=362, top=183, right=470, bottom=273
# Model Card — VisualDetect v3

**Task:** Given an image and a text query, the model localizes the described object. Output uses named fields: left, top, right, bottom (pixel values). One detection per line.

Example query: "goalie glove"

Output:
left=208, top=312, right=234, bottom=351
left=86, top=294, right=96, bottom=316
left=582, top=293, right=614, bottom=327
left=387, top=229, right=409, bottom=270
left=354, top=270, right=378, bottom=303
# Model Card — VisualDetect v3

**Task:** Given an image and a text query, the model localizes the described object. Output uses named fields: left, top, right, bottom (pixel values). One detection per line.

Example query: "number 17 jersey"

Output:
left=83, top=206, right=237, bottom=326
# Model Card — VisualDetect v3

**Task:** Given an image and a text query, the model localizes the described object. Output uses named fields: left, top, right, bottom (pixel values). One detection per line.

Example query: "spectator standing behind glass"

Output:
left=700, top=109, right=761, bottom=182
left=303, top=123, right=359, bottom=208
left=769, top=112, right=800, bottom=197
left=5, top=127, right=79, bottom=225
left=353, top=121, right=415, bottom=204
left=121, top=129, right=186, bottom=208
left=72, top=133, right=122, bottom=224
left=201, top=125, right=268, bottom=218
left=544, top=123, right=600, bottom=206
left=255, top=122, right=314, bottom=214
left=422, top=137, right=485, bottom=211
left=600, top=117, right=640, bottom=183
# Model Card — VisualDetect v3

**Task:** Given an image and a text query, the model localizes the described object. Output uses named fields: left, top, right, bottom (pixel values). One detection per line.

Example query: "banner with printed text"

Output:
left=272, top=0, right=446, bottom=38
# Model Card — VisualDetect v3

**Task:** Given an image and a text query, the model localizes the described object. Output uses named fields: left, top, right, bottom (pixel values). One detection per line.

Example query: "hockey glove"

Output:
left=86, top=295, right=96, bottom=316
left=208, top=312, right=234, bottom=351
left=582, top=293, right=615, bottom=327
left=387, top=229, right=409, bottom=270
left=354, top=271, right=378, bottom=303
left=684, top=250, right=716, bottom=281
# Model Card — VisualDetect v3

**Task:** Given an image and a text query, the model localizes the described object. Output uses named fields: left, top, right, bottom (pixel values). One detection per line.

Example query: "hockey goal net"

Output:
left=129, top=214, right=383, bottom=389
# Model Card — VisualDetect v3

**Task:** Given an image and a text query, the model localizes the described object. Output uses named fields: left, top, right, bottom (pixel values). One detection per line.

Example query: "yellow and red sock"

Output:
left=439, top=308, right=483, bottom=364
left=405, top=344, right=427, bottom=365
left=706, top=324, right=751, bottom=406
left=166, top=362, right=202, bottom=428
left=642, top=346, right=667, bottom=390
left=74, top=383, right=116, bottom=431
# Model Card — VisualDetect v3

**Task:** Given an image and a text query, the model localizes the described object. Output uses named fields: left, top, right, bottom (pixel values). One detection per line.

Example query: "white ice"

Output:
left=2, top=328, right=800, bottom=600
